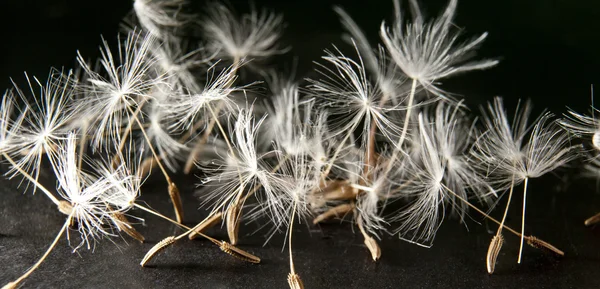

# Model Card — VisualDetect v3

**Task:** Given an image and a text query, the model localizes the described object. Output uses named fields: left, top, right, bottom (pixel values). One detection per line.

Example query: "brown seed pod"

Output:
left=188, top=211, right=224, bottom=240
left=168, top=182, right=184, bottom=223
left=219, top=241, right=261, bottom=264
left=486, top=234, right=504, bottom=274
left=226, top=205, right=241, bottom=245
left=113, top=212, right=145, bottom=243
left=140, top=236, right=176, bottom=267
left=287, top=273, right=304, bottom=289
left=312, top=203, right=354, bottom=224
left=527, top=236, right=564, bottom=256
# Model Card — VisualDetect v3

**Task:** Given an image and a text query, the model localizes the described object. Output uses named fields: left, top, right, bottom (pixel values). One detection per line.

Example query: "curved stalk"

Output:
left=2, top=152, right=60, bottom=206
left=4, top=213, right=73, bottom=289
left=518, top=177, right=529, bottom=264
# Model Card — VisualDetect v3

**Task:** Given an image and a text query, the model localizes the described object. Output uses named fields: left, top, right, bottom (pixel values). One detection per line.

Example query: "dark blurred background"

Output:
left=1, top=0, right=600, bottom=288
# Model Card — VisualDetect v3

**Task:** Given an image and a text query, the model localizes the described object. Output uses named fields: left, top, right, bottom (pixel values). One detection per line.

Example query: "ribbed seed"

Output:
left=140, top=236, right=176, bottom=267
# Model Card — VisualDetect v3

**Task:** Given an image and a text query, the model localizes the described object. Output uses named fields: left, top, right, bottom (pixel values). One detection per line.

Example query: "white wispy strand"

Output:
left=0, top=90, right=26, bottom=155
left=76, top=30, right=163, bottom=151
left=560, top=106, right=600, bottom=150
left=52, top=133, right=120, bottom=250
left=559, top=105, right=600, bottom=173
left=10, top=69, right=77, bottom=182
left=380, top=0, right=498, bottom=97
left=201, top=3, right=288, bottom=62
left=133, top=0, right=190, bottom=39
left=266, top=83, right=319, bottom=156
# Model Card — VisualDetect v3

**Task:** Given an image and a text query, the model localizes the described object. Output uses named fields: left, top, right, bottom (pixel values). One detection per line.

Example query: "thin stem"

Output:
left=365, top=90, right=392, bottom=180
left=125, top=105, right=184, bottom=223
left=365, top=117, right=377, bottom=180
left=6, top=213, right=72, bottom=288
left=112, top=99, right=147, bottom=166
left=132, top=203, right=220, bottom=244
left=518, top=177, right=529, bottom=264
left=496, top=174, right=516, bottom=236
left=133, top=203, right=189, bottom=231
left=183, top=56, right=241, bottom=174
left=125, top=105, right=170, bottom=182
left=440, top=183, right=521, bottom=237
left=288, top=201, right=298, bottom=275
left=322, top=116, right=363, bottom=177
left=384, top=78, right=417, bottom=176
left=183, top=101, right=223, bottom=174
left=77, top=125, right=88, bottom=170
left=2, top=152, right=60, bottom=206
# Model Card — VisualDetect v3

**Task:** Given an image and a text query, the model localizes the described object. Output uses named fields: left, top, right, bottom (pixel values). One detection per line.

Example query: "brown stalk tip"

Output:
left=287, top=273, right=305, bottom=289
left=226, top=206, right=241, bottom=245
left=526, top=236, right=565, bottom=256
left=189, top=212, right=224, bottom=240
left=584, top=212, right=600, bottom=226
left=168, top=182, right=184, bottom=223
left=140, top=236, right=176, bottom=267
left=111, top=156, right=122, bottom=169
left=138, top=157, right=155, bottom=179
left=364, top=235, right=382, bottom=261
left=113, top=213, right=145, bottom=243
left=219, top=241, right=261, bottom=264
left=312, top=203, right=354, bottom=224
left=486, top=234, right=504, bottom=274
left=318, top=180, right=357, bottom=201
left=57, top=200, right=73, bottom=216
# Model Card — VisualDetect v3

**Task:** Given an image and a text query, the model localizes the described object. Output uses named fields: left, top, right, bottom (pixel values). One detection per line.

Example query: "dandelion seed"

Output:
left=486, top=234, right=503, bottom=274
left=76, top=30, right=163, bottom=151
left=199, top=108, right=281, bottom=237
left=380, top=0, right=498, bottom=97
left=52, top=134, right=123, bottom=250
left=307, top=44, right=403, bottom=175
left=390, top=113, right=447, bottom=245
left=472, top=97, right=576, bottom=263
left=335, top=6, right=406, bottom=104
left=201, top=3, right=288, bottom=63
left=167, top=62, right=244, bottom=132
left=9, top=69, right=77, bottom=188
left=148, top=35, right=214, bottom=92
left=381, top=0, right=498, bottom=178
left=133, top=0, right=191, bottom=39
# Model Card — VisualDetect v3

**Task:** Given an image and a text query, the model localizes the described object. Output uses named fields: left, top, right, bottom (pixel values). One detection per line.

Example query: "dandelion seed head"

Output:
left=77, top=30, right=163, bottom=151
left=380, top=0, right=497, bottom=96
left=52, top=133, right=122, bottom=250
left=201, top=3, right=288, bottom=62
left=133, top=0, right=190, bottom=39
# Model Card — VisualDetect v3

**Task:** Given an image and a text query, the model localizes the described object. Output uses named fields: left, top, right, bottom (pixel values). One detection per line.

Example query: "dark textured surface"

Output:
left=1, top=0, right=600, bottom=288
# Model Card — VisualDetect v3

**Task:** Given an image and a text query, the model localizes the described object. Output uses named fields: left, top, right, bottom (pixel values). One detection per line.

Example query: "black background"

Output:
left=1, top=0, right=600, bottom=288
